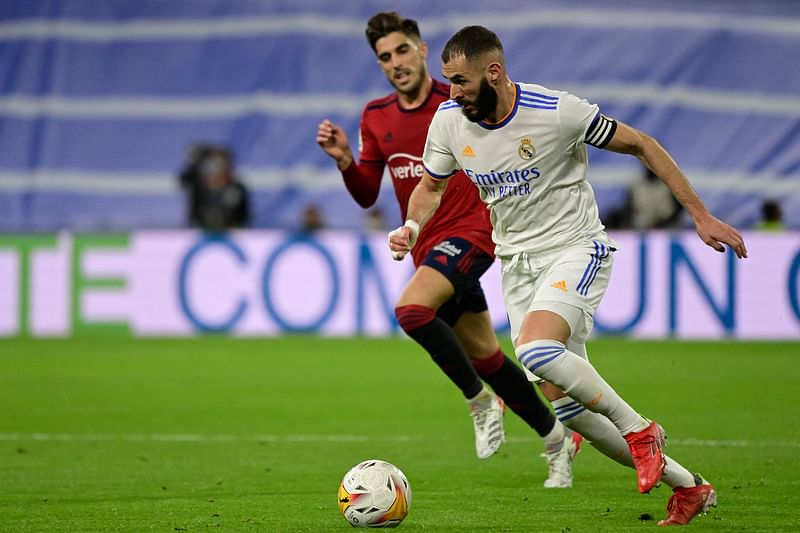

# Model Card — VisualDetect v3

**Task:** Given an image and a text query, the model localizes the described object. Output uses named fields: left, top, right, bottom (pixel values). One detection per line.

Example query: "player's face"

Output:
left=374, top=32, right=428, bottom=97
left=443, top=55, right=497, bottom=122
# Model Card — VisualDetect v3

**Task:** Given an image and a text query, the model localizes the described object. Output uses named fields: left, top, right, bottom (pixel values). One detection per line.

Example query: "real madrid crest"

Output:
left=518, top=137, right=535, bottom=160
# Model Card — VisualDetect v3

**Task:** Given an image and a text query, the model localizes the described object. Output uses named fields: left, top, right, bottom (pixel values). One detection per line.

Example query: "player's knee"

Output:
left=394, top=304, right=436, bottom=333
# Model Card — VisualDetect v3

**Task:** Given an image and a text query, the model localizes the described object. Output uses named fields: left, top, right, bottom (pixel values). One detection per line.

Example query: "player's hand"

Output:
left=316, top=119, right=351, bottom=167
left=694, top=212, right=748, bottom=258
left=388, top=222, right=419, bottom=261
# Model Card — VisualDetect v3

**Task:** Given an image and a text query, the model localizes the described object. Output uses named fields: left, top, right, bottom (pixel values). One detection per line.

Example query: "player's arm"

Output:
left=388, top=172, right=448, bottom=260
left=604, top=121, right=748, bottom=258
left=388, top=106, right=457, bottom=260
left=316, top=119, right=383, bottom=208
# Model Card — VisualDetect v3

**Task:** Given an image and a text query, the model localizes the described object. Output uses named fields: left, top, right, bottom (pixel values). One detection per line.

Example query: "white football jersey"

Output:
left=423, top=82, right=617, bottom=257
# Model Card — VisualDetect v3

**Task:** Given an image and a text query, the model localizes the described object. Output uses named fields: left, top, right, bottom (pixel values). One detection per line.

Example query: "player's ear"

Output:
left=486, top=62, right=502, bottom=84
left=419, top=41, right=428, bottom=60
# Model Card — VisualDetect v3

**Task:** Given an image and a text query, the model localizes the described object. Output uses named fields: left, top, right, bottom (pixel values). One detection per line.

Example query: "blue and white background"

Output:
left=2, top=0, right=800, bottom=232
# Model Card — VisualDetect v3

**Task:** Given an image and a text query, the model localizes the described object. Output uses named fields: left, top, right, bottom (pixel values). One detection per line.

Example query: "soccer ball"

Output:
left=337, top=459, right=412, bottom=528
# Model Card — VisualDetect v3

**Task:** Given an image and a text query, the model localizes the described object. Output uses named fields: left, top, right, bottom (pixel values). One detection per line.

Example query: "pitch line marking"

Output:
left=0, top=433, right=797, bottom=448
left=0, top=433, right=421, bottom=443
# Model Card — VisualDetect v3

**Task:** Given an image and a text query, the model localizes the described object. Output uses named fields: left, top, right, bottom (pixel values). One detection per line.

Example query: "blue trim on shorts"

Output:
left=576, top=241, right=612, bottom=296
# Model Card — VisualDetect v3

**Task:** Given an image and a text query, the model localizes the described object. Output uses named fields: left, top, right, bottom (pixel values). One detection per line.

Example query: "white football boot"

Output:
left=468, top=390, right=506, bottom=459
left=543, top=431, right=583, bottom=488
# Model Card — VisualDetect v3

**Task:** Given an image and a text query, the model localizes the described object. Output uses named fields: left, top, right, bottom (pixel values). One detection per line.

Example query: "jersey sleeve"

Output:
left=422, top=110, right=458, bottom=179
left=341, top=161, right=383, bottom=208
left=340, top=109, right=384, bottom=208
left=558, top=92, right=617, bottom=153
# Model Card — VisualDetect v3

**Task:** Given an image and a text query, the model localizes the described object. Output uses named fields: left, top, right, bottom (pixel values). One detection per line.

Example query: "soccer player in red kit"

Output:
left=316, top=11, right=579, bottom=487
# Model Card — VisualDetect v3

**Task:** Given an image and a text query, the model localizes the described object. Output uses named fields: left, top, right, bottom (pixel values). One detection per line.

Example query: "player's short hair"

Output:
left=365, top=12, right=422, bottom=53
left=441, top=25, right=504, bottom=64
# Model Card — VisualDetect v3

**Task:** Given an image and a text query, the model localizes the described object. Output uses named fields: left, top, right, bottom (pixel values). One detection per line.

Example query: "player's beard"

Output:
left=461, top=78, right=498, bottom=123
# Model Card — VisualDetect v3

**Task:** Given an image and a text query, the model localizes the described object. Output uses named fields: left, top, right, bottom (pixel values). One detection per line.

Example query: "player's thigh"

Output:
left=399, top=236, right=493, bottom=311
left=518, top=309, right=572, bottom=345
left=499, top=256, right=539, bottom=346
left=523, top=241, right=614, bottom=344
left=395, top=266, right=454, bottom=309
left=452, top=310, right=499, bottom=359
left=518, top=303, right=591, bottom=383
left=427, top=238, right=496, bottom=353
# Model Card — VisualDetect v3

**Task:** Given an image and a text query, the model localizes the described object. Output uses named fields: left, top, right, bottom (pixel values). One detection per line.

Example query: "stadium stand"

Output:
left=1, top=0, right=799, bottom=231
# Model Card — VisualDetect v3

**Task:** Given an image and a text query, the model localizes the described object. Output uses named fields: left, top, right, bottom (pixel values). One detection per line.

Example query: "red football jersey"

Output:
left=355, top=79, right=495, bottom=266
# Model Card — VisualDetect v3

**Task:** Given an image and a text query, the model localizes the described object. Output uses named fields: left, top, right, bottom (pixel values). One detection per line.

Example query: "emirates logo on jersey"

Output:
left=386, top=153, right=424, bottom=180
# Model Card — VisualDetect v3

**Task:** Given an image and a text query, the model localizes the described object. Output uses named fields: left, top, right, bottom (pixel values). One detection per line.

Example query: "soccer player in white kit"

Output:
left=389, top=25, right=748, bottom=526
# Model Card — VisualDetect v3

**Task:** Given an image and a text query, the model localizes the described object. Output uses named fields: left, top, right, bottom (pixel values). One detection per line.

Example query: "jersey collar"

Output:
left=478, top=83, right=520, bottom=130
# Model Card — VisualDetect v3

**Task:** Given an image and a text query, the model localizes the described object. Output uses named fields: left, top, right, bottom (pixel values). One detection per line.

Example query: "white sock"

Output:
left=551, top=397, right=696, bottom=487
left=516, top=340, right=648, bottom=435
left=551, top=397, right=634, bottom=467
left=542, top=419, right=566, bottom=452
left=662, top=457, right=697, bottom=488
left=467, top=386, right=492, bottom=404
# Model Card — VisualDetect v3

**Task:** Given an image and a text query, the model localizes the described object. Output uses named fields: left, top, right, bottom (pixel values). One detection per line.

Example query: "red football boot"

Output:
left=623, top=420, right=666, bottom=493
left=658, top=478, right=717, bottom=526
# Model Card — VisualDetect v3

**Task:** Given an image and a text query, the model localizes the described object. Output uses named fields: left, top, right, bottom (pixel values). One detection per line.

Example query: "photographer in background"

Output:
left=179, top=144, right=251, bottom=231
left=605, top=167, right=684, bottom=230
left=756, top=199, right=785, bottom=232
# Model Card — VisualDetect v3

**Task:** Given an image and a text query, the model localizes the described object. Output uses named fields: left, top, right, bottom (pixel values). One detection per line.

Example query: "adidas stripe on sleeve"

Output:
left=585, top=113, right=617, bottom=148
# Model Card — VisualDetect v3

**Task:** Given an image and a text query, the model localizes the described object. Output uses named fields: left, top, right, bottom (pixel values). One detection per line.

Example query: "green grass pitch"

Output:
left=1, top=337, right=799, bottom=532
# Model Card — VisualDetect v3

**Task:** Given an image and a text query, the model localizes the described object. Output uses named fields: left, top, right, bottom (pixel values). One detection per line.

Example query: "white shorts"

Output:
left=500, top=239, right=616, bottom=381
